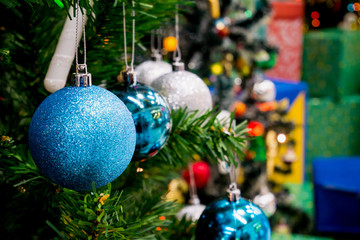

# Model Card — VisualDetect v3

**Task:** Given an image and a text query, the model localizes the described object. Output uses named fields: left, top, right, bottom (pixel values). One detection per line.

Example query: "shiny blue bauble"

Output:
left=196, top=197, right=271, bottom=240
left=113, top=82, right=171, bottom=161
left=29, top=86, right=136, bottom=191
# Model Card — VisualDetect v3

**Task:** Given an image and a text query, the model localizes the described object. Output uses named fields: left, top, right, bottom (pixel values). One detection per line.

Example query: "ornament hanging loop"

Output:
left=227, top=182, right=241, bottom=202
left=73, top=64, right=92, bottom=87
left=227, top=155, right=241, bottom=202
left=123, top=0, right=136, bottom=70
left=151, top=29, right=162, bottom=61
left=172, top=5, right=184, bottom=71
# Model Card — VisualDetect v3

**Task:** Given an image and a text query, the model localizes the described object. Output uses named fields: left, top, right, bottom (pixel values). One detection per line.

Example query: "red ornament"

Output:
left=182, top=161, right=211, bottom=189
left=247, top=121, right=264, bottom=137
left=217, top=27, right=229, bottom=38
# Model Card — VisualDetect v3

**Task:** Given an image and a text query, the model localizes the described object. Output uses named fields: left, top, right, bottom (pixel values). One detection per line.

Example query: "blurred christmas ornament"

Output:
left=274, top=218, right=291, bottom=234
left=247, top=121, right=264, bottom=137
left=196, top=183, right=271, bottom=239
left=177, top=203, right=206, bottom=221
left=114, top=70, right=172, bottom=161
left=44, top=5, right=86, bottom=93
left=282, top=146, right=297, bottom=164
left=232, top=101, right=247, bottom=118
left=256, top=101, right=276, bottom=112
left=29, top=67, right=136, bottom=190
left=152, top=10, right=212, bottom=113
left=177, top=163, right=206, bottom=221
left=253, top=191, right=277, bottom=217
left=135, top=30, right=172, bottom=86
left=135, top=59, right=172, bottom=86
left=215, top=110, right=232, bottom=129
left=163, top=36, right=177, bottom=52
left=182, top=161, right=211, bottom=189
left=165, top=178, right=189, bottom=204
left=218, top=160, right=230, bottom=175
left=252, top=79, right=276, bottom=102
left=339, top=12, right=359, bottom=30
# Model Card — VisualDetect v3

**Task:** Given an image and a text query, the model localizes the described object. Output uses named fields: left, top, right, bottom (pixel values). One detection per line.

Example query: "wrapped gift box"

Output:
left=265, top=1, right=304, bottom=82
left=313, top=157, right=360, bottom=234
left=307, top=96, right=360, bottom=167
left=302, top=29, right=360, bottom=99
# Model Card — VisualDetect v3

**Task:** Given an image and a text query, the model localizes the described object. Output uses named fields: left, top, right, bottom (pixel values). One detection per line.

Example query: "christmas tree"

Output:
left=1, top=1, right=251, bottom=239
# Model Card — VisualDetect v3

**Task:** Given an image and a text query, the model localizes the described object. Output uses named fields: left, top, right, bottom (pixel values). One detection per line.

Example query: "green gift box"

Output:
left=306, top=96, right=360, bottom=168
left=302, top=29, right=360, bottom=99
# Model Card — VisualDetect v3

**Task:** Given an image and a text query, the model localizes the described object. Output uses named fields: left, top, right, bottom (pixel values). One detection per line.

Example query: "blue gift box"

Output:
left=313, top=157, right=360, bottom=234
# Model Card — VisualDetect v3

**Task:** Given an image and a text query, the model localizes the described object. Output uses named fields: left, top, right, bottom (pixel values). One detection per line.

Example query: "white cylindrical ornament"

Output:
left=44, top=7, right=86, bottom=93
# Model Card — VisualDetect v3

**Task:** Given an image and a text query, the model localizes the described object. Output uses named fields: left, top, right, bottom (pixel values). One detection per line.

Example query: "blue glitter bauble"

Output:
left=196, top=197, right=271, bottom=240
left=29, top=86, right=136, bottom=191
left=113, top=82, right=171, bottom=161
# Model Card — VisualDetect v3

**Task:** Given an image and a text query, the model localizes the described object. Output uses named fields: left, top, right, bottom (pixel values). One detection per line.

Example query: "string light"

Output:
left=277, top=133, right=287, bottom=143
left=136, top=167, right=144, bottom=172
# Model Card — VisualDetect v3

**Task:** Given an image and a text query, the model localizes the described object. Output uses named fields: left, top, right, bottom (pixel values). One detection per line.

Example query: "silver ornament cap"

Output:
left=172, top=61, right=185, bottom=71
left=122, top=67, right=137, bottom=86
left=227, top=182, right=241, bottom=202
left=72, top=64, right=92, bottom=87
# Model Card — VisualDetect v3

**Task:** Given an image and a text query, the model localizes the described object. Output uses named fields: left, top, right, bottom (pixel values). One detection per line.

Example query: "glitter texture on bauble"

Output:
left=28, top=85, right=136, bottom=191
left=151, top=70, right=212, bottom=113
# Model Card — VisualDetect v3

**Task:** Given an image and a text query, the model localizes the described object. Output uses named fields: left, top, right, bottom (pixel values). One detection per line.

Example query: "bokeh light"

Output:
left=348, top=3, right=355, bottom=12
left=311, top=11, right=319, bottom=19
left=277, top=133, right=287, bottom=143
left=312, top=19, right=320, bottom=27
left=354, top=3, right=360, bottom=11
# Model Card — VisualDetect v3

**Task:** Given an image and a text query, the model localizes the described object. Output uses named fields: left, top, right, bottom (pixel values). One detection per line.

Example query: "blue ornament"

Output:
left=113, top=71, right=171, bottom=161
left=196, top=197, right=271, bottom=240
left=29, top=85, right=136, bottom=191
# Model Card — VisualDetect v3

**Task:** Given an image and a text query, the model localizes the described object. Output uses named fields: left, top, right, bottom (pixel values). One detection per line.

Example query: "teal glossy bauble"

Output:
left=114, top=82, right=171, bottom=161
left=196, top=197, right=271, bottom=240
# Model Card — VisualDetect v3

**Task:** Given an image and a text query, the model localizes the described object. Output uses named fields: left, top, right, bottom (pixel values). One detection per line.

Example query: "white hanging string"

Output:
left=75, top=0, right=87, bottom=73
left=188, top=162, right=199, bottom=203
left=173, top=5, right=182, bottom=63
left=123, top=0, right=136, bottom=70
left=229, top=154, right=240, bottom=189
left=150, top=29, right=162, bottom=55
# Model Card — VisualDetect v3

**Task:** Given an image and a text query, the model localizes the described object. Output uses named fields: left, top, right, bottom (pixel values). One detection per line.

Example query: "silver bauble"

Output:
left=135, top=60, right=172, bottom=86
left=151, top=70, right=212, bottom=112
left=176, top=204, right=206, bottom=222
left=253, top=192, right=277, bottom=217
left=252, top=80, right=276, bottom=102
